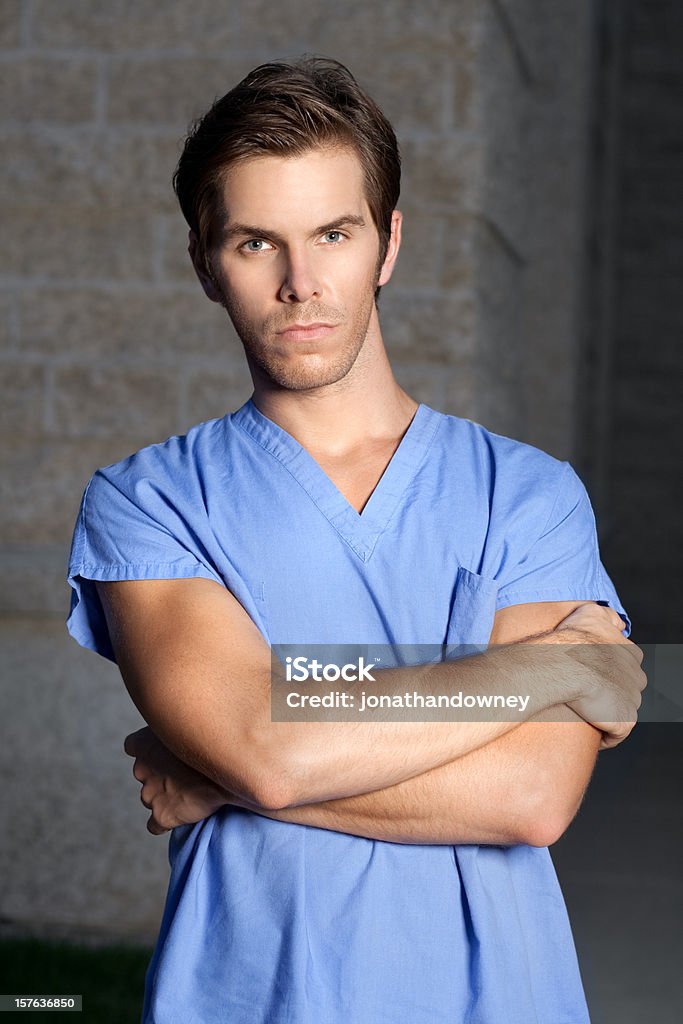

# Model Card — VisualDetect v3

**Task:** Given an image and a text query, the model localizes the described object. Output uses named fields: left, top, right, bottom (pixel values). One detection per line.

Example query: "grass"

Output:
left=0, top=937, right=151, bottom=1023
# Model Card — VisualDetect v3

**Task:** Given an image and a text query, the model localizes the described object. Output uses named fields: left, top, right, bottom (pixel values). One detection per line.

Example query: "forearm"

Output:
left=127, top=702, right=601, bottom=843
left=266, top=638, right=589, bottom=807
left=102, top=580, right=638, bottom=813
left=250, top=705, right=601, bottom=846
left=124, top=602, right=624, bottom=837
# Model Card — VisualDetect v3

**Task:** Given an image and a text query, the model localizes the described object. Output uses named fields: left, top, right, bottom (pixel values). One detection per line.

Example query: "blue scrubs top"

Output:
left=67, top=399, right=629, bottom=1023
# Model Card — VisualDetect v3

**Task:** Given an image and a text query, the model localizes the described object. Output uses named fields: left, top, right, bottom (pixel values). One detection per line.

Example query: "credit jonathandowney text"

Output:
left=286, top=690, right=531, bottom=712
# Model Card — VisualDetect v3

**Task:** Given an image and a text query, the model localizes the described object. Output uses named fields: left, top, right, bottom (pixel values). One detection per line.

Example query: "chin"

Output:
left=262, top=361, right=354, bottom=392
left=251, top=343, right=365, bottom=392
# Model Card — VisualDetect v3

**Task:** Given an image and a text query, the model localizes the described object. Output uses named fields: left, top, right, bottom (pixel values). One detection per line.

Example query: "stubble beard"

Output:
left=215, top=272, right=381, bottom=393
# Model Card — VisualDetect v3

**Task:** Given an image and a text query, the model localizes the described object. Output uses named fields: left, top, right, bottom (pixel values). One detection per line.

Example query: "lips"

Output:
left=277, top=322, right=337, bottom=333
left=276, top=322, right=339, bottom=341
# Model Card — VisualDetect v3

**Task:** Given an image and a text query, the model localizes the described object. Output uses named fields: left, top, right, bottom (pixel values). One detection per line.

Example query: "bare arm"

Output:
left=129, top=707, right=592, bottom=845
left=253, top=711, right=598, bottom=847
left=127, top=602, right=626, bottom=846
left=99, top=578, right=622, bottom=810
left=100, top=577, right=644, bottom=811
left=254, top=602, right=602, bottom=845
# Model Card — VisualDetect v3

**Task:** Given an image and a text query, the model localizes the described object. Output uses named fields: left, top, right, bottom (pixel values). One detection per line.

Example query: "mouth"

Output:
left=276, top=323, right=339, bottom=341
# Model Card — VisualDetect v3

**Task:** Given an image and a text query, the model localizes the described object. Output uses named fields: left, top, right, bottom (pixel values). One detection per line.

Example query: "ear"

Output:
left=188, top=230, right=224, bottom=304
left=377, top=209, right=403, bottom=287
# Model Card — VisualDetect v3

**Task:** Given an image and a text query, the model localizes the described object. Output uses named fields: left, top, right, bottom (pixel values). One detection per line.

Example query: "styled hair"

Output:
left=172, top=56, right=401, bottom=301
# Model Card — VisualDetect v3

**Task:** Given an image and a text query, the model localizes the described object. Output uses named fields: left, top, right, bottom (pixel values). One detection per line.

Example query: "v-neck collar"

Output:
left=231, top=398, right=443, bottom=562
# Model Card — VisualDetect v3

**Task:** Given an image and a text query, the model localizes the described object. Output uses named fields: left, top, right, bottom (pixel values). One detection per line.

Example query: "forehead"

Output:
left=219, top=146, right=368, bottom=226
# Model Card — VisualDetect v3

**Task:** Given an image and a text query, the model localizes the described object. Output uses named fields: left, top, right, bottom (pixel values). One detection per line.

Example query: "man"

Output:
left=67, top=57, right=645, bottom=1022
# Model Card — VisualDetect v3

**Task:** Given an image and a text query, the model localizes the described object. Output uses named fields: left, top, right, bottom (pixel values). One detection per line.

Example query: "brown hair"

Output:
left=172, top=56, right=401, bottom=301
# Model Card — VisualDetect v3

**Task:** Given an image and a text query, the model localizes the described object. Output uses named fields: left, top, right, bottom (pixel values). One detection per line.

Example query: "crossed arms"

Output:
left=96, top=577, right=647, bottom=847
left=96, top=577, right=645, bottom=847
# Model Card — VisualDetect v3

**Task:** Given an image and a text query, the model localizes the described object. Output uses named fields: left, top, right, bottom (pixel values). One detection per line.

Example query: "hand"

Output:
left=553, top=601, right=629, bottom=642
left=546, top=603, right=647, bottom=749
left=123, top=727, right=233, bottom=835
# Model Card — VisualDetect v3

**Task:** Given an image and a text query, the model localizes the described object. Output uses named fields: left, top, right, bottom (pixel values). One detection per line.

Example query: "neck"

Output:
left=249, top=311, right=418, bottom=456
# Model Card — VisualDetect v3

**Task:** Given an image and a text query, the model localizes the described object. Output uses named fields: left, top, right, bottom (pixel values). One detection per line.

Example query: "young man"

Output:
left=67, top=58, right=645, bottom=1022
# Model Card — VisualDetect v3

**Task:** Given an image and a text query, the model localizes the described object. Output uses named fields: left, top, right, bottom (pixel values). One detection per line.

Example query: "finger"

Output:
left=601, top=732, right=626, bottom=750
left=621, top=642, right=645, bottom=670
left=590, top=610, right=631, bottom=643
left=140, top=780, right=163, bottom=809
left=607, top=608, right=627, bottom=631
left=631, top=642, right=645, bottom=667
left=595, top=602, right=626, bottom=625
left=615, top=643, right=642, bottom=673
left=597, top=635, right=643, bottom=666
left=589, top=603, right=624, bottom=628
left=600, top=721, right=636, bottom=749
left=147, top=815, right=169, bottom=836
left=124, top=727, right=148, bottom=756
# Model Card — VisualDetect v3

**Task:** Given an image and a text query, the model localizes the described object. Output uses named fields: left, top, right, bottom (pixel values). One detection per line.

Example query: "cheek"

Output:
left=335, top=251, right=378, bottom=295
left=220, top=263, right=271, bottom=311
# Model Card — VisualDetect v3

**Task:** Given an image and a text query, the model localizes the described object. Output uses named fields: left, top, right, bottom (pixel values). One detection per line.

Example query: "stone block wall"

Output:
left=1, top=0, right=594, bottom=940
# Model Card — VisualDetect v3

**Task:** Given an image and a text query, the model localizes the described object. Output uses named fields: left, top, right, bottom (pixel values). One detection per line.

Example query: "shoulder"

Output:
left=423, top=407, right=597, bottom=578
left=96, top=413, right=227, bottom=478
left=70, top=414, right=239, bottom=580
left=430, top=407, right=573, bottom=509
left=85, top=414, right=229, bottom=509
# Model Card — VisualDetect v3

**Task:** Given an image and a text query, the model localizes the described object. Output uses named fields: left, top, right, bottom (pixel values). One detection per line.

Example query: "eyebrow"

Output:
left=221, top=214, right=367, bottom=246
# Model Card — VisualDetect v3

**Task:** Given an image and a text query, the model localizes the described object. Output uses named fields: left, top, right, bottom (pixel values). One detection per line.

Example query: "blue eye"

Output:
left=243, top=239, right=272, bottom=252
left=324, top=231, right=343, bottom=243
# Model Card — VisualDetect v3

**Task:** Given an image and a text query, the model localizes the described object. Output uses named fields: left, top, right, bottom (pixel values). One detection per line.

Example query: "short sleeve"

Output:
left=67, top=465, right=223, bottom=663
left=495, top=462, right=631, bottom=636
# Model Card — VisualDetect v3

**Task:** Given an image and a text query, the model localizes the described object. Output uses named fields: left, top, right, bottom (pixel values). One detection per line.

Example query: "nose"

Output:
left=278, top=246, right=322, bottom=303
